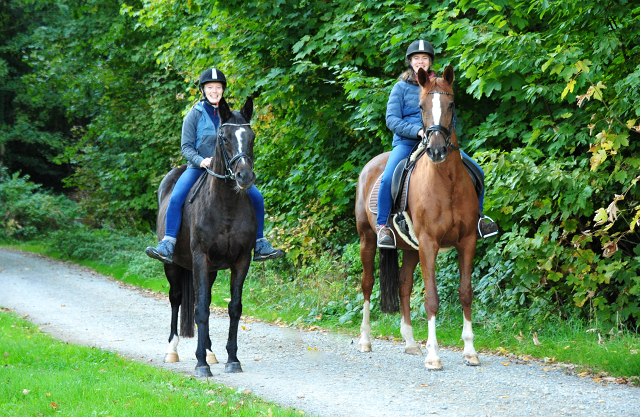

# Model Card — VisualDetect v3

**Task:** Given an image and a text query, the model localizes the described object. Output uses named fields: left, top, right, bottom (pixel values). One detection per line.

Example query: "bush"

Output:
left=0, top=168, right=78, bottom=240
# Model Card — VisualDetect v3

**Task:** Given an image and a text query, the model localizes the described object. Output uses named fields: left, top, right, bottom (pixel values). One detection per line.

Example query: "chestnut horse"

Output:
left=156, top=97, right=257, bottom=377
left=355, top=66, right=480, bottom=370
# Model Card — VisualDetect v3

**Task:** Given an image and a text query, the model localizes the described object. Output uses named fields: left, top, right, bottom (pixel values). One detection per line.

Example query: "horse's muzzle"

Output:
left=235, top=168, right=256, bottom=190
left=426, top=144, right=449, bottom=163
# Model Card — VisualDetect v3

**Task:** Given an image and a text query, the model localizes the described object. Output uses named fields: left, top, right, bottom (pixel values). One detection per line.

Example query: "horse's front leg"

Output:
left=193, top=252, right=214, bottom=377
left=419, top=241, right=442, bottom=370
left=399, top=250, right=422, bottom=355
left=357, top=228, right=376, bottom=352
left=458, top=236, right=480, bottom=366
left=205, top=270, right=219, bottom=365
left=225, top=255, right=251, bottom=373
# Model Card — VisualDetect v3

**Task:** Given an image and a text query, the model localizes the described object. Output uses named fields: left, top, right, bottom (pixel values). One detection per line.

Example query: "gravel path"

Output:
left=1, top=248, right=639, bottom=416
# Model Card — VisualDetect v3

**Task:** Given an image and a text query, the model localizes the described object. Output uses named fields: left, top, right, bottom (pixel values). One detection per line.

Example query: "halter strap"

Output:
left=205, top=122, right=254, bottom=180
left=421, top=91, right=459, bottom=151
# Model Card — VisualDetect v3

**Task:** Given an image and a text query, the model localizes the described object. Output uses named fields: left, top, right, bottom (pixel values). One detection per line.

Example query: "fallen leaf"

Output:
left=630, top=350, right=638, bottom=355
left=46, top=393, right=51, bottom=397
left=420, top=383, right=429, bottom=387
left=578, top=372, right=588, bottom=377
left=22, top=389, right=30, bottom=395
left=533, top=332, right=542, bottom=345
left=598, top=333, right=604, bottom=344
left=50, top=402, right=58, bottom=410
left=501, top=362, right=510, bottom=366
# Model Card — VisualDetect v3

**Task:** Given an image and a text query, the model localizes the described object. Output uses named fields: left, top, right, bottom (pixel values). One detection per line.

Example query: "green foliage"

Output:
left=0, top=168, right=78, bottom=239
left=2, top=0, right=640, bottom=326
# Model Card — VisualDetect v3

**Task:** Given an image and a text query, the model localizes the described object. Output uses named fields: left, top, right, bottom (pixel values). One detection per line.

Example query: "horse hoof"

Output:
left=225, top=362, right=243, bottom=373
left=195, top=365, right=213, bottom=378
left=463, top=354, right=481, bottom=366
left=357, top=342, right=372, bottom=353
left=164, top=353, right=179, bottom=363
left=207, top=353, right=219, bottom=364
left=425, top=359, right=443, bottom=371
left=405, top=346, right=423, bottom=356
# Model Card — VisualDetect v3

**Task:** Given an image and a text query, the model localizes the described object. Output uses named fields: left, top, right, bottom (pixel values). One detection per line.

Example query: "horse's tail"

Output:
left=179, top=269, right=195, bottom=338
left=379, top=248, right=400, bottom=313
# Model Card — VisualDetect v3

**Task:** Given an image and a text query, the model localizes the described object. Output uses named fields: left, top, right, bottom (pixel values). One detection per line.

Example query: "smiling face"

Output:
left=203, top=82, right=224, bottom=105
left=410, top=53, right=432, bottom=75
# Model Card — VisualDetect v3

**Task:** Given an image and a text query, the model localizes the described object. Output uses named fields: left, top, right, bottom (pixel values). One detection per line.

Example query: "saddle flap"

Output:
left=461, top=156, right=483, bottom=201
left=390, top=157, right=410, bottom=202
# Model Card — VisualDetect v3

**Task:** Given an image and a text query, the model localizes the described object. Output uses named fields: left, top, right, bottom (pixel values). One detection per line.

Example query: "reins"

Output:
left=188, top=121, right=253, bottom=204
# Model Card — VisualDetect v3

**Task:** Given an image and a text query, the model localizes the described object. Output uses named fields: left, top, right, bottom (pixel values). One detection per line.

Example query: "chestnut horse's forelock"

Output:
left=419, top=76, right=454, bottom=98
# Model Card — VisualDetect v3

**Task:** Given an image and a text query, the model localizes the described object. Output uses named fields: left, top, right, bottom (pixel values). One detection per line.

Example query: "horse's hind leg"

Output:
left=164, top=264, right=183, bottom=363
left=357, top=226, right=377, bottom=352
left=205, top=270, right=219, bottom=365
left=399, top=250, right=421, bottom=355
left=458, top=238, right=480, bottom=366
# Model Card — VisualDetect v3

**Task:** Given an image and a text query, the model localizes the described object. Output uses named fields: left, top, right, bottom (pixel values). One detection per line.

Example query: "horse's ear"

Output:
left=218, top=97, right=232, bottom=122
left=417, top=68, right=429, bottom=87
left=240, top=97, right=253, bottom=122
left=443, top=65, right=455, bottom=86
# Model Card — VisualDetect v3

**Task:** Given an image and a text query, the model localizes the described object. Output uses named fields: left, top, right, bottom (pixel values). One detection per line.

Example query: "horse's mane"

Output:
left=419, top=76, right=454, bottom=98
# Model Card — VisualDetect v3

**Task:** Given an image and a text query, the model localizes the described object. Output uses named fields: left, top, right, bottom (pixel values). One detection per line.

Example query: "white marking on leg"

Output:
left=432, top=93, right=441, bottom=126
left=358, top=301, right=372, bottom=350
left=462, top=317, right=477, bottom=357
left=400, top=315, right=418, bottom=349
left=425, top=316, right=440, bottom=362
left=166, top=335, right=179, bottom=355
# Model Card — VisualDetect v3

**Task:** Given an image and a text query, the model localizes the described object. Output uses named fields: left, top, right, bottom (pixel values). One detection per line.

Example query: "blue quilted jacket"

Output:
left=386, top=79, right=422, bottom=147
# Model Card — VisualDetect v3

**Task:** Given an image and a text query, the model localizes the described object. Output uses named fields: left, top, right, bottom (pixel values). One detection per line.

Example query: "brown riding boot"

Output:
left=376, top=225, right=396, bottom=248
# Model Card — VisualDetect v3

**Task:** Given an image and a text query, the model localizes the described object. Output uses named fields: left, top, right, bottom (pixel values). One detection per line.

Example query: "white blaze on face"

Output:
left=234, top=127, right=246, bottom=154
left=431, top=93, right=442, bottom=126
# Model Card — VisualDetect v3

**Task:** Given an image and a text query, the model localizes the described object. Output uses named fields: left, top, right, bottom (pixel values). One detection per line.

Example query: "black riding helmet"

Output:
left=405, top=40, right=435, bottom=66
left=198, top=68, right=227, bottom=104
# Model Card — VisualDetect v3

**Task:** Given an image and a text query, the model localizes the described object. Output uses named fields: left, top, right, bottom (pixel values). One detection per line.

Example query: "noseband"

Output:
left=421, top=91, right=459, bottom=151
left=205, top=122, right=254, bottom=180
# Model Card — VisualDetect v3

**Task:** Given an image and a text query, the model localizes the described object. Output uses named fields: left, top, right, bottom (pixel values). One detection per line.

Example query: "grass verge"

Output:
left=0, top=308, right=306, bottom=417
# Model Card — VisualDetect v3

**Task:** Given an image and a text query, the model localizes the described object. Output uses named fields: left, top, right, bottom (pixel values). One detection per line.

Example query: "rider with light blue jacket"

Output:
left=145, top=68, right=284, bottom=263
left=375, top=40, right=499, bottom=248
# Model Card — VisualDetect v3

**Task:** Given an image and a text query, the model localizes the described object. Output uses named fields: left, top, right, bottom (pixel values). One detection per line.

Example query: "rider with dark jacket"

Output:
left=375, top=40, right=499, bottom=248
left=145, top=68, right=284, bottom=263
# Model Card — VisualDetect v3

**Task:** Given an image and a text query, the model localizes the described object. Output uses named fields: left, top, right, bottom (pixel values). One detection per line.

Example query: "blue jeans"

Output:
left=165, top=167, right=265, bottom=239
left=376, top=146, right=485, bottom=226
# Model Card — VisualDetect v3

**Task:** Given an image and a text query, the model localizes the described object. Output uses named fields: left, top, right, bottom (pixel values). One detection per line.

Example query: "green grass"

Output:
left=4, top=241, right=640, bottom=382
left=0, top=308, right=307, bottom=417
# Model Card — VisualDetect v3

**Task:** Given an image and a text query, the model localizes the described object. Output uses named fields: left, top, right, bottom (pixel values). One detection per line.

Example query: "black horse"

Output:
left=156, top=97, right=257, bottom=377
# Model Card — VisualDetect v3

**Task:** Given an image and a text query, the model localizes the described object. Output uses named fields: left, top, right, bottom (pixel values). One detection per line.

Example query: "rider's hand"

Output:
left=200, top=158, right=212, bottom=168
left=418, top=129, right=424, bottom=139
